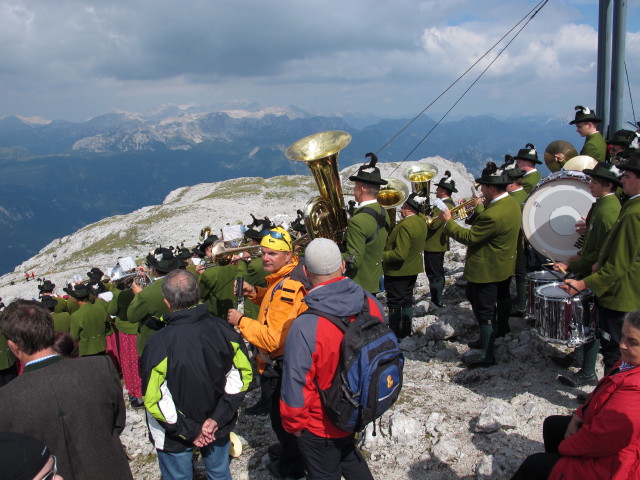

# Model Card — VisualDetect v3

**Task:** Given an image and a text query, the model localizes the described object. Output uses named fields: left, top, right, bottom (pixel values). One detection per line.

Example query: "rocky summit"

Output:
left=0, top=157, right=593, bottom=479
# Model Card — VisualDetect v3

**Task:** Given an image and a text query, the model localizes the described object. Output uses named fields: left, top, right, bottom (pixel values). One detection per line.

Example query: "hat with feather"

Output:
left=404, top=192, right=428, bottom=212
left=474, top=161, right=511, bottom=186
left=348, top=153, right=388, bottom=185
left=38, top=280, right=55, bottom=293
left=569, top=105, right=602, bottom=125
left=501, top=154, right=525, bottom=180
left=617, top=152, right=640, bottom=174
left=434, top=170, right=458, bottom=193
left=583, top=162, right=622, bottom=187
left=514, top=143, right=541, bottom=165
left=146, top=247, right=181, bottom=274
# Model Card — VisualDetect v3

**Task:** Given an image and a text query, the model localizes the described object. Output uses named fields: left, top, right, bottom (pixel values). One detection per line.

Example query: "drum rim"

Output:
left=535, top=281, right=592, bottom=298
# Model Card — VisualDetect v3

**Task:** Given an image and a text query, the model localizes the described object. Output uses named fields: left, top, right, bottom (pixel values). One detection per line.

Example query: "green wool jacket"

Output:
left=510, top=188, right=528, bottom=263
left=584, top=196, right=640, bottom=312
left=445, top=194, right=521, bottom=283
left=424, top=197, right=456, bottom=253
left=198, top=263, right=238, bottom=318
left=581, top=132, right=607, bottom=163
left=383, top=213, right=428, bottom=276
left=569, top=194, right=621, bottom=278
left=522, top=170, right=542, bottom=195
left=108, top=288, right=138, bottom=335
left=344, top=202, right=390, bottom=293
left=52, top=311, right=71, bottom=333
left=127, top=278, right=169, bottom=356
left=236, top=257, right=268, bottom=320
left=0, top=334, right=16, bottom=370
left=70, top=302, right=108, bottom=356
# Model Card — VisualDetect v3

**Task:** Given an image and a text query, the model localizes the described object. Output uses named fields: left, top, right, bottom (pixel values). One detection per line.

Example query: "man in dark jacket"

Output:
left=281, top=238, right=377, bottom=479
left=141, top=269, right=252, bottom=480
left=0, top=299, right=133, bottom=480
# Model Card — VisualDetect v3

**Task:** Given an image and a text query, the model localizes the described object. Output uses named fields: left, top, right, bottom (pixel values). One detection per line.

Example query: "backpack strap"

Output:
left=352, top=206, right=389, bottom=244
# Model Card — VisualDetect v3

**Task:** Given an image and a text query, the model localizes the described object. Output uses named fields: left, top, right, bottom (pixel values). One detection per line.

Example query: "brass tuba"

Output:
left=377, top=178, right=410, bottom=230
left=404, top=163, right=438, bottom=213
left=285, top=131, right=351, bottom=247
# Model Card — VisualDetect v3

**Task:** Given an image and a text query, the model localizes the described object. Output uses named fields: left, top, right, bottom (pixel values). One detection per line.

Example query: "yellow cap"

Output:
left=260, top=227, right=292, bottom=252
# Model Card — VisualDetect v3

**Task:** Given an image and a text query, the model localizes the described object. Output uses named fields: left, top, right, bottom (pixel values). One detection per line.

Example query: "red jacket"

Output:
left=279, top=276, right=384, bottom=438
left=550, top=363, right=640, bottom=480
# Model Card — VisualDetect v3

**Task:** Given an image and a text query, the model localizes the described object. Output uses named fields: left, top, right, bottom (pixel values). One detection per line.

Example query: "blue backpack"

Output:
left=307, top=294, right=404, bottom=433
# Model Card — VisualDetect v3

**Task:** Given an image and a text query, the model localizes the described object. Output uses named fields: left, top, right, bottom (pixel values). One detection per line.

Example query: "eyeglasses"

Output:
left=42, top=455, right=57, bottom=480
left=261, top=229, right=292, bottom=249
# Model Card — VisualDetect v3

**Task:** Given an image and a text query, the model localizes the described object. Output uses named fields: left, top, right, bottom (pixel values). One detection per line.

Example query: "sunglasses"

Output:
left=42, top=455, right=57, bottom=480
left=261, top=229, right=292, bottom=249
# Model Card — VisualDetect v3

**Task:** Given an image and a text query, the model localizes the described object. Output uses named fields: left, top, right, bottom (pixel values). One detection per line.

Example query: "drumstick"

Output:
left=542, top=249, right=567, bottom=275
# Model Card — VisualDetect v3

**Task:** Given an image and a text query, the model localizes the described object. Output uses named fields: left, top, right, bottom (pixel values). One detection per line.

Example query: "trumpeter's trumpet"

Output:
left=209, top=241, right=262, bottom=266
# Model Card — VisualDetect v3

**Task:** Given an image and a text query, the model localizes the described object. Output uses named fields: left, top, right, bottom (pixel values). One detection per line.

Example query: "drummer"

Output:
left=514, top=143, right=542, bottom=195
left=552, top=163, right=622, bottom=388
left=561, top=153, right=640, bottom=377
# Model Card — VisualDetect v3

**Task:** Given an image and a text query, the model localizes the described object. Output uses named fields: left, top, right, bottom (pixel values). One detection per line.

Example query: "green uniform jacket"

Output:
left=383, top=213, right=428, bottom=276
left=198, top=263, right=238, bottom=318
left=510, top=188, right=528, bottom=262
left=52, top=311, right=71, bottom=333
left=66, top=298, right=80, bottom=314
left=70, top=302, right=108, bottom=356
left=583, top=196, right=640, bottom=312
left=109, top=289, right=138, bottom=335
left=0, top=334, right=16, bottom=370
left=42, top=295, right=70, bottom=314
left=581, top=132, right=606, bottom=163
left=127, top=278, right=169, bottom=356
left=237, top=257, right=268, bottom=320
left=424, top=197, right=456, bottom=253
left=569, top=194, right=621, bottom=278
left=522, top=170, right=542, bottom=195
left=444, top=194, right=521, bottom=283
left=344, top=202, right=390, bottom=293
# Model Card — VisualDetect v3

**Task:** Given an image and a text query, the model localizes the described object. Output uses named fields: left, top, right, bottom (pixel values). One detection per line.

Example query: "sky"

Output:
left=1, top=0, right=639, bottom=123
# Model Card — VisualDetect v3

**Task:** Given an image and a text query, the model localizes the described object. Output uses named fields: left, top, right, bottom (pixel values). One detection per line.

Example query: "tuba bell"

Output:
left=285, top=131, right=351, bottom=247
left=377, top=178, right=410, bottom=230
left=404, top=163, right=438, bottom=213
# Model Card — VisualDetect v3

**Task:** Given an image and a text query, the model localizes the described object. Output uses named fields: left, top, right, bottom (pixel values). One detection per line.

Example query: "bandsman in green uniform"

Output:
left=562, top=153, right=640, bottom=376
left=198, top=237, right=238, bottom=318
left=344, top=153, right=390, bottom=294
left=383, top=192, right=429, bottom=338
left=514, top=143, right=542, bottom=195
left=40, top=295, right=71, bottom=333
left=438, top=163, right=521, bottom=367
left=67, top=284, right=108, bottom=356
left=606, top=129, right=638, bottom=165
left=424, top=171, right=457, bottom=308
left=236, top=228, right=268, bottom=321
left=551, top=162, right=622, bottom=387
left=570, top=105, right=606, bottom=163
left=38, top=280, right=70, bottom=314
left=127, top=248, right=180, bottom=356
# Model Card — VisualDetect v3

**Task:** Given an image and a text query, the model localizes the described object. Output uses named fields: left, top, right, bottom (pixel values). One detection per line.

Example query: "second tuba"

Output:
left=377, top=178, right=410, bottom=230
left=285, top=131, right=351, bottom=247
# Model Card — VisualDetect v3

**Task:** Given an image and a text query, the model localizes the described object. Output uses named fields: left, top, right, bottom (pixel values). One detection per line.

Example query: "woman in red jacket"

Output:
left=512, top=309, right=640, bottom=479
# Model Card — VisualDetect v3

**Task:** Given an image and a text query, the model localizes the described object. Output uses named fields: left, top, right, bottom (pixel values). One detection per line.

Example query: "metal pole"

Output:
left=610, top=0, right=627, bottom=134
left=596, top=0, right=612, bottom=136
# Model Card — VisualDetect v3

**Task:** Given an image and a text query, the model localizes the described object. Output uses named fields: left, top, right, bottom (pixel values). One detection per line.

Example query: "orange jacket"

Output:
left=239, top=257, right=307, bottom=373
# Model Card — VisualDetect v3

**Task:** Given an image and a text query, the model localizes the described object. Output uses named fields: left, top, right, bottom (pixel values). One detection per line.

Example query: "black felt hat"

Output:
left=607, top=129, right=636, bottom=147
left=40, top=295, right=58, bottom=311
left=404, top=192, right=428, bottom=212
left=474, top=162, right=511, bottom=186
left=348, top=153, right=388, bottom=186
left=244, top=228, right=264, bottom=241
left=501, top=155, right=525, bottom=180
left=514, top=143, right=541, bottom=165
left=569, top=105, right=602, bottom=125
left=63, top=283, right=92, bottom=299
left=289, top=209, right=307, bottom=234
left=583, top=162, right=622, bottom=187
left=618, top=152, right=640, bottom=174
left=434, top=170, right=458, bottom=193
left=87, top=267, right=104, bottom=282
left=146, top=247, right=181, bottom=274
left=38, top=280, right=55, bottom=292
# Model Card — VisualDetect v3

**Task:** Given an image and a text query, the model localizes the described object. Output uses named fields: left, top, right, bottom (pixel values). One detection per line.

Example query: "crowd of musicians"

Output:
left=1, top=104, right=640, bottom=479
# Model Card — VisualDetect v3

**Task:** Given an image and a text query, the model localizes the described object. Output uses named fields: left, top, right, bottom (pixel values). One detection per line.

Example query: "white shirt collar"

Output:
left=358, top=199, right=378, bottom=208
left=491, top=192, right=509, bottom=204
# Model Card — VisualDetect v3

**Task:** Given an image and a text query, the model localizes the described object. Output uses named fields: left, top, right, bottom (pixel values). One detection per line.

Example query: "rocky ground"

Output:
left=118, top=245, right=601, bottom=480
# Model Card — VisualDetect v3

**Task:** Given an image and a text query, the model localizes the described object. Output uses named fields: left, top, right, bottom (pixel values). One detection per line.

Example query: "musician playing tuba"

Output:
left=423, top=171, right=458, bottom=309
left=344, top=153, right=390, bottom=294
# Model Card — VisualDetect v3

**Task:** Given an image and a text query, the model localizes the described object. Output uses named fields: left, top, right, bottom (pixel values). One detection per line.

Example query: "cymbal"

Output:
left=544, top=140, right=578, bottom=173
left=563, top=155, right=598, bottom=172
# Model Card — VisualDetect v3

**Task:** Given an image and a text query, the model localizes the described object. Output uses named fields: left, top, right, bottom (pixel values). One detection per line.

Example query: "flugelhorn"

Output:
left=377, top=178, right=410, bottom=230
left=425, top=196, right=482, bottom=227
left=285, top=131, right=351, bottom=247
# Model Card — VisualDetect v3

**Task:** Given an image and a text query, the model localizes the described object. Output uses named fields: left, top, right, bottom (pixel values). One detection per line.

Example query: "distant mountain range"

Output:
left=0, top=105, right=574, bottom=274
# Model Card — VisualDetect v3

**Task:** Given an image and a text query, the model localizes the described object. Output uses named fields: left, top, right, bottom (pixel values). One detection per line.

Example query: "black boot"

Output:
left=388, top=308, right=401, bottom=338
left=430, top=278, right=445, bottom=307
left=400, top=307, right=413, bottom=338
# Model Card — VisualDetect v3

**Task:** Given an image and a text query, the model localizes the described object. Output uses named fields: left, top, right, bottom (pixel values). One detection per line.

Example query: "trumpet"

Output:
left=425, top=196, right=483, bottom=227
left=209, top=241, right=262, bottom=266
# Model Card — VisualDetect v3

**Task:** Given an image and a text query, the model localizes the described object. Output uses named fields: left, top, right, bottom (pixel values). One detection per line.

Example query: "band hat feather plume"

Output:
left=514, top=143, right=542, bottom=165
left=404, top=192, right=428, bottom=211
left=474, top=161, right=512, bottom=185
left=348, top=152, right=388, bottom=185
left=570, top=105, right=602, bottom=125
left=435, top=169, right=458, bottom=193
left=583, top=161, right=623, bottom=187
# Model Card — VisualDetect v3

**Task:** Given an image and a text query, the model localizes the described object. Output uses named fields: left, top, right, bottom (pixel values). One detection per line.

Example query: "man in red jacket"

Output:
left=280, top=238, right=377, bottom=480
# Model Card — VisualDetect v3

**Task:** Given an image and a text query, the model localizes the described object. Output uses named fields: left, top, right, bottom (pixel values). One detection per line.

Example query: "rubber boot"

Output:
left=388, top=308, right=401, bottom=338
left=400, top=307, right=414, bottom=338
left=429, top=278, right=445, bottom=307
left=480, top=323, right=497, bottom=364
left=515, top=278, right=527, bottom=313
left=580, top=338, right=601, bottom=377
left=495, top=296, right=511, bottom=338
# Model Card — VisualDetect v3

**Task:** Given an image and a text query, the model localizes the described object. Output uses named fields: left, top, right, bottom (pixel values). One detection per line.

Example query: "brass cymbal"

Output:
left=544, top=140, right=578, bottom=172
left=563, top=155, right=598, bottom=172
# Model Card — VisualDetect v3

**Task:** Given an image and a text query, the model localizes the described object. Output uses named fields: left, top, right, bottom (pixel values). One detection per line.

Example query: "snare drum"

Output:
left=534, top=282, right=594, bottom=346
left=525, top=270, right=559, bottom=318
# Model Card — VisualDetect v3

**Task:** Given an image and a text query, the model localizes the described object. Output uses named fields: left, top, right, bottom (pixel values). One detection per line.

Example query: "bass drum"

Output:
left=522, top=171, right=594, bottom=262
